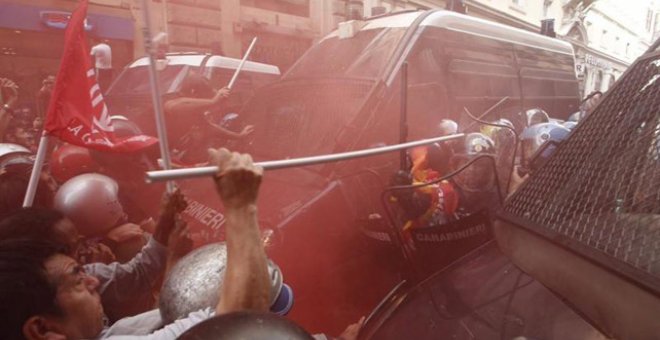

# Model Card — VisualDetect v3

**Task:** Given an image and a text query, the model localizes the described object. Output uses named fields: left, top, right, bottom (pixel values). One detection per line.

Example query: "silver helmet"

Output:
left=437, top=119, right=459, bottom=136
left=451, top=133, right=497, bottom=192
left=0, top=143, right=31, bottom=166
left=54, top=173, right=124, bottom=237
left=525, top=108, right=550, bottom=127
left=159, top=243, right=289, bottom=324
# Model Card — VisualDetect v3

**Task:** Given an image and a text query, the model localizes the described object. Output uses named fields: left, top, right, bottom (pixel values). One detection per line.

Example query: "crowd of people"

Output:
left=389, top=92, right=603, bottom=237
left=0, top=43, right=603, bottom=338
left=0, top=63, right=367, bottom=338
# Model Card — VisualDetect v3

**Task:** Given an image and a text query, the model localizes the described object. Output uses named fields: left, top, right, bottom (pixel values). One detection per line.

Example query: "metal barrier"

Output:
left=499, top=47, right=660, bottom=294
left=381, top=155, right=502, bottom=280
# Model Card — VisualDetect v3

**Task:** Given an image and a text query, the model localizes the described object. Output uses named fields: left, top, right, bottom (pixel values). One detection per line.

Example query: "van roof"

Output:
left=327, top=10, right=574, bottom=56
left=128, top=54, right=281, bottom=75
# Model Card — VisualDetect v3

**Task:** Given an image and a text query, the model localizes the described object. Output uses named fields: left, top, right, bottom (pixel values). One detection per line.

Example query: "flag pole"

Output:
left=227, top=37, right=257, bottom=90
left=22, top=133, right=50, bottom=207
left=141, top=0, right=174, bottom=192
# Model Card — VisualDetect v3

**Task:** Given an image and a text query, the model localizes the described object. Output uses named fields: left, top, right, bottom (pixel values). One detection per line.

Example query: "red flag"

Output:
left=44, top=0, right=158, bottom=152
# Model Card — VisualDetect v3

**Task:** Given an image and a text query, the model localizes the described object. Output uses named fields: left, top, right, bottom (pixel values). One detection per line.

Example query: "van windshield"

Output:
left=237, top=27, right=407, bottom=161
left=107, top=65, right=190, bottom=96
left=285, top=27, right=406, bottom=80
left=239, top=77, right=376, bottom=160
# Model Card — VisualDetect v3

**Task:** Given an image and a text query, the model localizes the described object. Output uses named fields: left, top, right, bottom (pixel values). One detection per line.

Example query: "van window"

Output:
left=286, top=28, right=406, bottom=80
left=404, top=31, right=450, bottom=140
left=207, top=67, right=279, bottom=113
left=515, top=45, right=579, bottom=118
left=240, top=78, right=377, bottom=161
left=107, top=65, right=190, bottom=96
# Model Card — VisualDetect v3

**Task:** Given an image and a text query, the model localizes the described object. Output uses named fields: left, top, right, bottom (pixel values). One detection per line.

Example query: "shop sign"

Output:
left=40, top=11, right=93, bottom=31
left=585, top=54, right=611, bottom=69
left=575, top=63, right=586, bottom=78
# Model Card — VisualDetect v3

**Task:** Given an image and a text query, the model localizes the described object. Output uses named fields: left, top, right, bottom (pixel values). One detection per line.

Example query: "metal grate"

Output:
left=500, top=50, right=660, bottom=293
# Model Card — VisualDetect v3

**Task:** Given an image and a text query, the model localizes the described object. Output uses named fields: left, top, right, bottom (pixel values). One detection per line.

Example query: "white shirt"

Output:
left=91, top=43, right=113, bottom=69
left=98, top=308, right=215, bottom=339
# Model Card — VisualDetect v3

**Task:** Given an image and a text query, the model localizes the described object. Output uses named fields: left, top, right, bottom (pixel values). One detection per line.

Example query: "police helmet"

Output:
left=54, top=173, right=125, bottom=237
left=525, top=108, right=550, bottom=127
left=0, top=143, right=31, bottom=167
left=50, top=144, right=100, bottom=183
left=451, top=133, right=497, bottom=191
left=437, top=119, right=459, bottom=136
left=520, top=122, right=571, bottom=162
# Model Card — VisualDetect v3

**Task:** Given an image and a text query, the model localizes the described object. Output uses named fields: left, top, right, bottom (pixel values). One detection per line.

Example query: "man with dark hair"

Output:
left=0, top=207, right=68, bottom=247
left=0, top=191, right=188, bottom=322
left=0, top=239, right=78, bottom=340
left=0, top=207, right=114, bottom=264
left=0, top=148, right=271, bottom=339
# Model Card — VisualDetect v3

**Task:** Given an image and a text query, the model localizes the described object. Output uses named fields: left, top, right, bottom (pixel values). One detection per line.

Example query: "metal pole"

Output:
left=146, top=133, right=466, bottom=182
left=141, top=0, right=174, bottom=192
left=227, top=37, right=257, bottom=90
left=463, top=96, right=509, bottom=132
left=23, top=133, right=49, bottom=207
left=399, top=62, right=408, bottom=170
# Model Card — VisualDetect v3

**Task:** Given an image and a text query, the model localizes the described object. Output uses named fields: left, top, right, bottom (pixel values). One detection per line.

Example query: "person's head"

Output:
left=520, top=122, right=571, bottom=164
left=451, top=133, right=497, bottom=191
left=426, top=142, right=454, bottom=175
left=0, top=208, right=83, bottom=258
left=524, top=108, right=550, bottom=127
left=5, top=122, right=36, bottom=151
left=481, top=118, right=516, bottom=162
left=0, top=239, right=104, bottom=340
left=0, top=161, right=55, bottom=221
left=41, top=76, right=55, bottom=93
left=437, top=119, right=458, bottom=136
left=581, top=91, right=603, bottom=114
left=179, top=73, right=214, bottom=99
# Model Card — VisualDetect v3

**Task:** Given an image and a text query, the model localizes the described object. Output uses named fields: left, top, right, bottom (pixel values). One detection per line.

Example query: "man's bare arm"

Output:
left=164, top=87, right=230, bottom=116
left=208, top=148, right=270, bottom=314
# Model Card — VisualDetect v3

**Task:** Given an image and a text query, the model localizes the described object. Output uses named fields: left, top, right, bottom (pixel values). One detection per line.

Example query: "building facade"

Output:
left=0, top=0, right=135, bottom=109
left=558, top=0, right=658, bottom=96
left=2, top=0, right=656, bottom=101
left=334, top=0, right=658, bottom=97
left=131, top=0, right=321, bottom=71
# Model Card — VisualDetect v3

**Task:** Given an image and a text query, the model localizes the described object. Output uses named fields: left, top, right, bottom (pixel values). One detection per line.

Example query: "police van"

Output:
left=166, top=10, right=582, bottom=334
left=104, top=52, right=281, bottom=138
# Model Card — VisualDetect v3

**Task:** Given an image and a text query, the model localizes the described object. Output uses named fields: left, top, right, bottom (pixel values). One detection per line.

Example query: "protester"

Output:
left=0, top=189, right=189, bottom=322
left=0, top=157, right=57, bottom=221
left=90, top=39, right=113, bottom=93
left=0, top=77, right=19, bottom=141
left=0, top=148, right=270, bottom=339
left=164, top=73, right=254, bottom=163
left=36, top=75, right=55, bottom=123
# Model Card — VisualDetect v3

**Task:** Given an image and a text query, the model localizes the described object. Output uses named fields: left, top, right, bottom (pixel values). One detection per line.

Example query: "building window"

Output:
left=600, top=29, right=607, bottom=47
left=594, top=70, right=603, bottom=92
left=614, top=36, right=620, bottom=54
